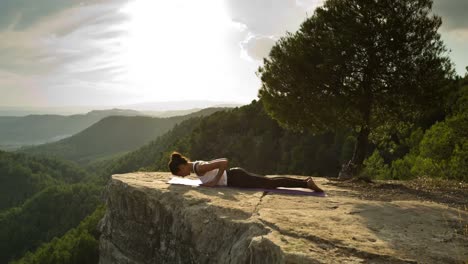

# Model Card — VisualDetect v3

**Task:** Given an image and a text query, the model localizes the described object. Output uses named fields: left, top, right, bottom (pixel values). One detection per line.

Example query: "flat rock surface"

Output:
left=107, top=172, right=468, bottom=263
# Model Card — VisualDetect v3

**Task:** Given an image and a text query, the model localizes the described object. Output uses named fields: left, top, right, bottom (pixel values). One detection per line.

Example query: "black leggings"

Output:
left=226, top=167, right=308, bottom=189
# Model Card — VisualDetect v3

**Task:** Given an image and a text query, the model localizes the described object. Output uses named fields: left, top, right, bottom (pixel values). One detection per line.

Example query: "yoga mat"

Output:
left=167, top=177, right=327, bottom=197
left=168, top=177, right=202, bottom=186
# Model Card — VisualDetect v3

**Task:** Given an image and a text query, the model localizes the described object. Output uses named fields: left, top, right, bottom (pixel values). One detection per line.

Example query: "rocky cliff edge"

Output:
left=98, top=172, right=467, bottom=263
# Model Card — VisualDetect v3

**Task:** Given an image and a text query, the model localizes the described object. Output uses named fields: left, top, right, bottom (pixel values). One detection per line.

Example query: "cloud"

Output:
left=0, top=1, right=128, bottom=70
left=432, top=0, right=468, bottom=74
left=433, top=0, right=468, bottom=31
left=0, top=0, right=134, bottom=106
left=0, top=0, right=73, bottom=31
left=225, top=0, right=324, bottom=61
left=240, top=35, right=278, bottom=61
left=0, top=0, right=127, bottom=30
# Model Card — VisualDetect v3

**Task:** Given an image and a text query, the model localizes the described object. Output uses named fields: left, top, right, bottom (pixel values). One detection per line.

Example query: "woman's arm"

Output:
left=196, top=159, right=228, bottom=174
left=197, top=159, right=228, bottom=187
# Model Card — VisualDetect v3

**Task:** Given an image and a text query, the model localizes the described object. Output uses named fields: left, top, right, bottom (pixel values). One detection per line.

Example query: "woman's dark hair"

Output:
left=168, top=151, right=189, bottom=174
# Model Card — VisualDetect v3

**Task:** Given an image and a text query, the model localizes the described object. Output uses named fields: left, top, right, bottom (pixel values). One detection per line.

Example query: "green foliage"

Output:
left=390, top=154, right=415, bottom=180
left=370, top=122, right=412, bottom=160
left=405, top=128, right=425, bottom=155
left=0, top=151, right=92, bottom=212
left=259, top=0, right=453, bottom=131
left=450, top=81, right=468, bottom=115
left=0, top=146, right=105, bottom=263
left=0, top=183, right=102, bottom=263
left=362, top=150, right=390, bottom=180
left=417, top=113, right=466, bottom=179
left=410, top=156, right=443, bottom=179
left=419, top=121, right=455, bottom=161
left=448, top=141, right=468, bottom=180
left=257, top=0, right=453, bottom=168
left=10, top=203, right=105, bottom=264
left=390, top=110, right=467, bottom=181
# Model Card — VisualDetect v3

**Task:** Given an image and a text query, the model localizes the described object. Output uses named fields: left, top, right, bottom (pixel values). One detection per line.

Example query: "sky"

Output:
left=0, top=0, right=467, bottom=108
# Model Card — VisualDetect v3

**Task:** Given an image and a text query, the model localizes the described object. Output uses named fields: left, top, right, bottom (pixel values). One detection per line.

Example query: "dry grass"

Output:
left=406, top=176, right=468, bottom=190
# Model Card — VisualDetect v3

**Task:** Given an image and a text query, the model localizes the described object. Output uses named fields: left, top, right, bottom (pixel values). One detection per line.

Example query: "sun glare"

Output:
left=118, top=0, right=238, bottom=101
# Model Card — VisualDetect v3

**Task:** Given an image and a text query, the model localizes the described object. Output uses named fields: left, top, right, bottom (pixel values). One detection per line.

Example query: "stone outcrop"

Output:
left=98, top=172, right=467, bottom=264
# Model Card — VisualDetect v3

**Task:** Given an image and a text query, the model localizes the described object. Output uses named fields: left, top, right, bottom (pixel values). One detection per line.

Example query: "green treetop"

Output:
left=258, top=0, right=454, bottom=176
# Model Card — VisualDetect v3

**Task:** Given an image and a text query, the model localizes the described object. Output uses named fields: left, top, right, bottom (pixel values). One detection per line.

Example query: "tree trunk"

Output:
left=350, top=125, right=370, bottom=170
left=338, top=125, right=370, bottom=179
left=340, top=74, right=372, bottom=179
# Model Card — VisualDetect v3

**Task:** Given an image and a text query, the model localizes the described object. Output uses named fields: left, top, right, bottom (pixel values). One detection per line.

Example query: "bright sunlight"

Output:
left=118, top=0, right=245, bottom=101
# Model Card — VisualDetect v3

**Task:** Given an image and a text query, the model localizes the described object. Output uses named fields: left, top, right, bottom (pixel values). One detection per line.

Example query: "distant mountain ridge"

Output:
left=17, top=107, right=229, bottom=164
left=118, top=100, right=245, bottom=111
left=0, top=100, right=246, bottom=116
left=0, top=109, right=145, bottom=150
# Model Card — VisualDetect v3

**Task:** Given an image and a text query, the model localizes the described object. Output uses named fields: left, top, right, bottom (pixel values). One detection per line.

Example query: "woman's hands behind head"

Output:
left=196, top=158, right=228, bottom=175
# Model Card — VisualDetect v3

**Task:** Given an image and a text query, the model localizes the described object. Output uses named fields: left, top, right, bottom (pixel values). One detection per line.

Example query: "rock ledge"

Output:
left=98, top=172, right=467, bottom=263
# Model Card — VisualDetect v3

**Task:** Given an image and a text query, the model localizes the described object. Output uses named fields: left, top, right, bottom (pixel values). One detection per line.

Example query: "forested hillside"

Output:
left=10, top=204, right=106, bottom=264
left=0, top=151, right=93, bottom=212
left=0, top=181, right=102, bottom=263
left=18, top=107, right=227, bottom=164
left=0, top=150, right=103, bottom=263
left=94, top=100, right=354, bottom=179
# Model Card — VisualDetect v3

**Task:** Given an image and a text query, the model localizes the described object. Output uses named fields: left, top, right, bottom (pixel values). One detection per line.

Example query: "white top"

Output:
left=192, top=160, right=228, bottom=186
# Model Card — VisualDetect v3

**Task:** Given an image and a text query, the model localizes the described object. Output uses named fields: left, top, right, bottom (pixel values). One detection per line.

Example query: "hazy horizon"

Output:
left=0, top=99, right=246, bottom=116
left=1, top=0, right=467, bottom=108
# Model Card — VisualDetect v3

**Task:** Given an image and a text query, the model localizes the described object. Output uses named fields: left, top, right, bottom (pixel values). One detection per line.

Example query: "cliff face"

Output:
left=98, top=172, right=467, bottom=264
